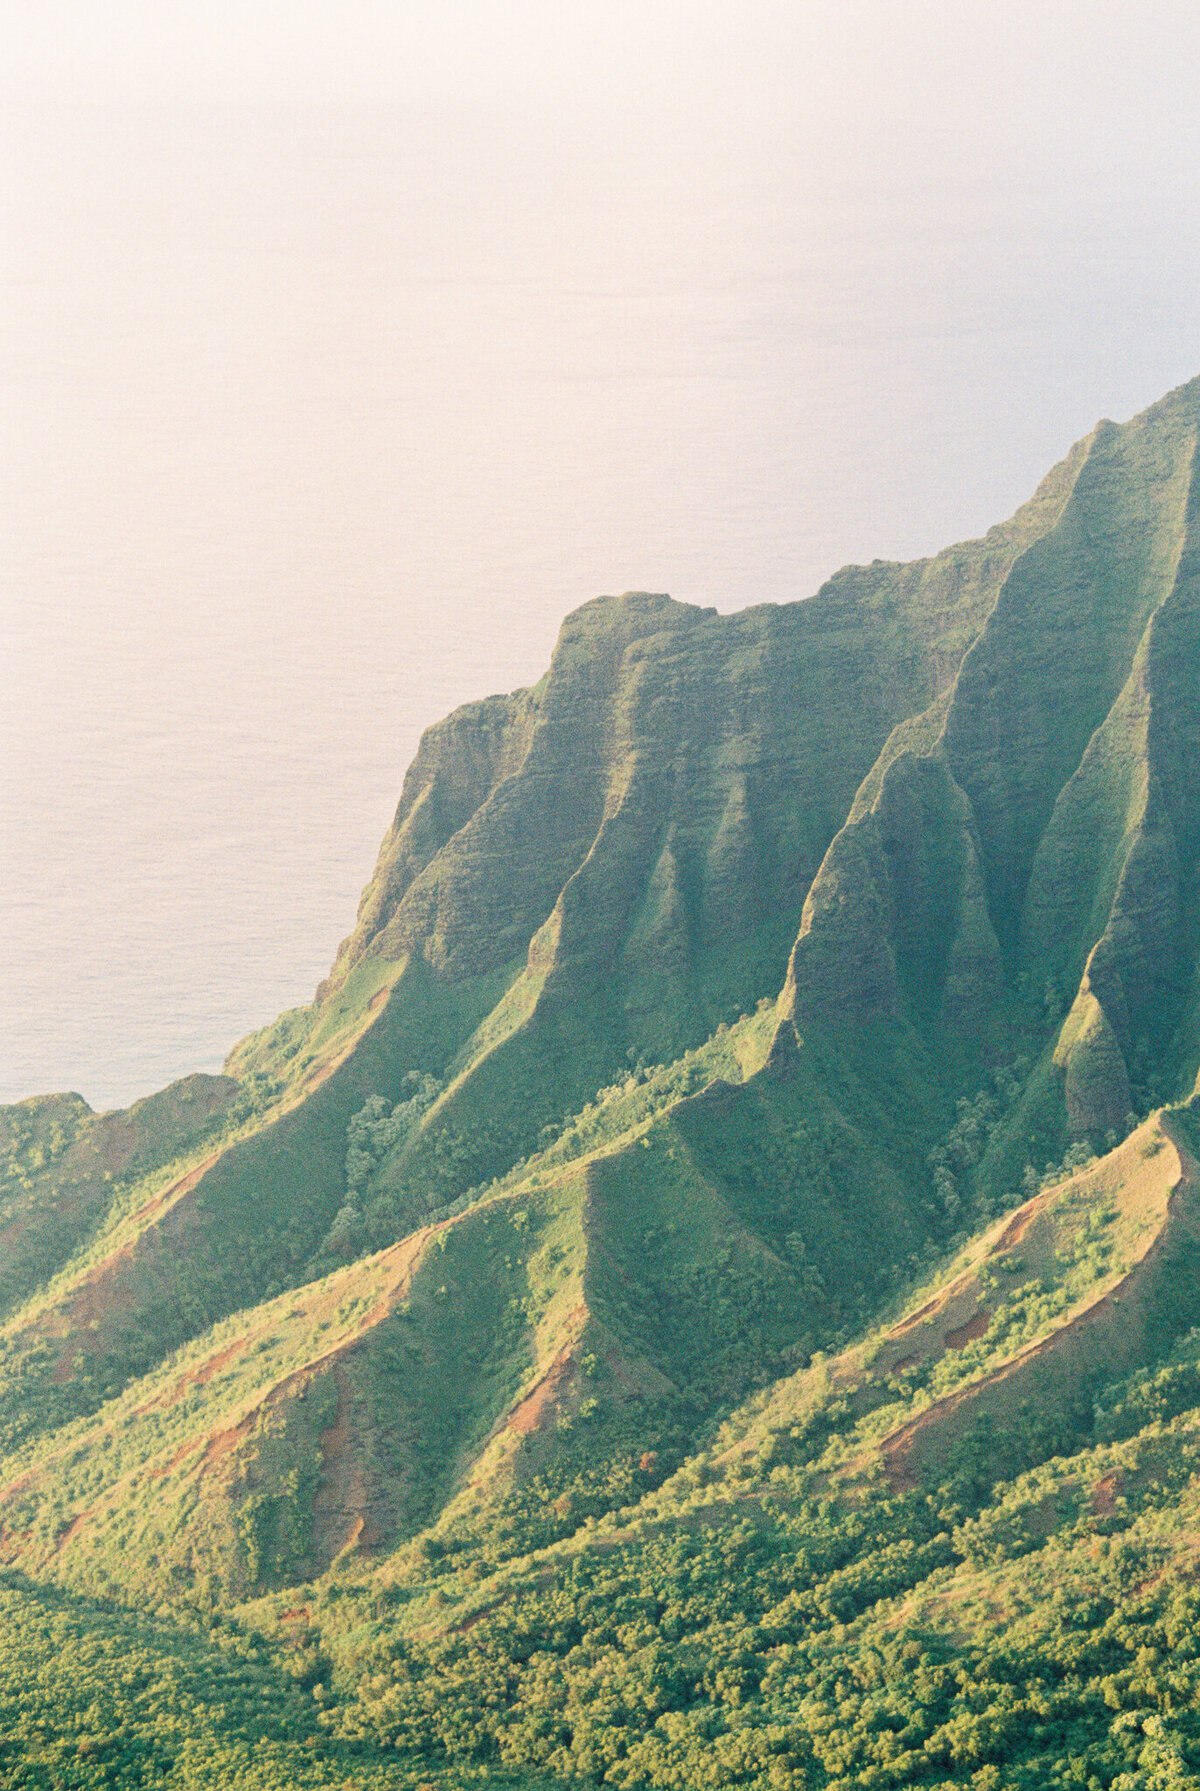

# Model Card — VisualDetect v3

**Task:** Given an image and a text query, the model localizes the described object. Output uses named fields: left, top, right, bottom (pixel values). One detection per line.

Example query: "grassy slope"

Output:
left=0, top=494, right=1072, bottom=1533
left=0, top=1006, right=948, bottom=1608
left=0, top=1075, right=239, bottom=1325
left=5, top=382, right=1200, bottom=1784
left=0, top=402, right=1095, bottom=1478
left=287, top=1105, right=1200, bottom=1791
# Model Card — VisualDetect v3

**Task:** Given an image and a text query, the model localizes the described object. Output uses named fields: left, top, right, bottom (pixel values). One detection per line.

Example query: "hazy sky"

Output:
left=4, top=2, right=1200, bottom=1107
left=8, top=2, right=1200, bottom=133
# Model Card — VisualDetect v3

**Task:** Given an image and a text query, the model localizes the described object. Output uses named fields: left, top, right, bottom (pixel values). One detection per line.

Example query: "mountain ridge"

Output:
left=7, top=376, right=1200, bottom=1788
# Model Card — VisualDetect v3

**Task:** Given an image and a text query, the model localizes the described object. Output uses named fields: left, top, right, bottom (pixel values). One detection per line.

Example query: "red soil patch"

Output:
left=46, top=1152, right=426, bottom=1405
left=44, top=1157, right=227, bottom=1379
left=13, top=1215, right=437, bottom=1569
left=311, top=1362, right=383, bottom=1562
left=890, top=1295, right=942, bottom=1334
left=944, top=1310, right=990, bottom=1350
left=881, top=1441, right=921, bottom=1494
left=320, top=1368, right=351, bottom=1477
left=362, top=1226, right=437, bottom=1327
left=48, top=1246, right=139, bottom=1380
left=67, top=1248, right=135, bottom=1329
left=148, top=1435, right=207, bottom=1480
left=869, top=1197, right=1044, bottom=1384
left=201, top=1415, right=256, bottom=1470
left=882, top=1266, right=976, bottom=1342
left=301, top=1062, right=337, bottom=1095
left=299, top=1035, right=369, bottom=1096
left=1092, top=1472, right=1123, bottom=1517
left=130, top=1151, right=220, bottom=1224
left=879, top=1124, right=1191, bottom=1492
left=990, top=1200, right=1042, bottom=1255
left=508, top=1348, right=575, bottom=1436
left=175, top=1337, right=249, bottom=1395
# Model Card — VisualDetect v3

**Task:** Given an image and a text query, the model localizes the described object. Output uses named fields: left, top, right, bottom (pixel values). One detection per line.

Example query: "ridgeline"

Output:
left=6, top=379, right=1200, bottom=1789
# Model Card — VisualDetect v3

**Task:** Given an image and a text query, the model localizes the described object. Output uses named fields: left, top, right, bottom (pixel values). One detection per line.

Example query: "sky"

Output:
left=4, top=2, right=1200, bottom=1108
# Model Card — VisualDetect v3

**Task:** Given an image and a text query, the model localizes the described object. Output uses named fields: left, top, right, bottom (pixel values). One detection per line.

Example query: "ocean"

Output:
left=4, top=99, right=1198, bottom=1109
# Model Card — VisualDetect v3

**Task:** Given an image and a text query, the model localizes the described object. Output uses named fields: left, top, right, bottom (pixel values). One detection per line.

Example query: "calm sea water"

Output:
left=4, top=102, right=1199, bottom=1110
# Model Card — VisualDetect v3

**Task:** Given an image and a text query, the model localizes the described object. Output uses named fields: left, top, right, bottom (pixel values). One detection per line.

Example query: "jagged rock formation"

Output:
left=4, top=377, right=1200, bottom=1631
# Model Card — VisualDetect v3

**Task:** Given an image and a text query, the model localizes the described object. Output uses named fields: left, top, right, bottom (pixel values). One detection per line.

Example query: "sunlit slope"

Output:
left=0, top=1214, right=506, bottom=1600
left=0, top=956, right=439, bottom=1449
left=0, top=444, right=1082, bottom=1469
left=296, top=1106, right=1200, bottom=1788
left=0, top=1008, right=948, bottom=1604
left=0, top=1074, right=238, bottom=1339
left=708, top=1107, right=1200, bottom=1495
left=6, top=377, right=1200, bottom=1704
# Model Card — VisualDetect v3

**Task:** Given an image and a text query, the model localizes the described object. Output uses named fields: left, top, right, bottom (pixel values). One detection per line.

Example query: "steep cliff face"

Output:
left=294, top=434, right=1091, bottom=1211
left=335, top=441, right=1086, bottom=1018
left=6, top=379, right=1200, bottom=1619
left=778, top=380, right=1200, bottom=1141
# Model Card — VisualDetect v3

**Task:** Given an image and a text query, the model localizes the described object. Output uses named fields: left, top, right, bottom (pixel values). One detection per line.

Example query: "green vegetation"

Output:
left=0, top=1572, right=544, bottom=1787
left=6, top=378, right=1200, bottom=1782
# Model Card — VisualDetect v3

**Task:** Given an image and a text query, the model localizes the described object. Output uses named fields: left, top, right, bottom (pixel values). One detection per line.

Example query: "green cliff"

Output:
left=6, top=378, right=1200, bottom=1789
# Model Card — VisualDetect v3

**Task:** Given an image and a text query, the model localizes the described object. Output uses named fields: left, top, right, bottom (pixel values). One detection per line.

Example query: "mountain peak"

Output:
left=10, top=379, right=1200, bottom=1789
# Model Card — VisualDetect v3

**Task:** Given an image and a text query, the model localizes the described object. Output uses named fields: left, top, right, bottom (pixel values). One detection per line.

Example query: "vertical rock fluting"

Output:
left=778, top=381, right=1200, bottom=1137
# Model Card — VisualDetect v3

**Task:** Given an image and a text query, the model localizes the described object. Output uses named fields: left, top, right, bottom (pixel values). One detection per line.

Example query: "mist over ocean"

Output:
left=5, top=13, right=1200, bottom=1109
